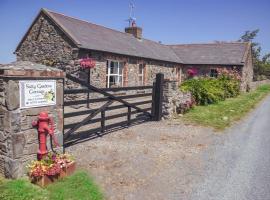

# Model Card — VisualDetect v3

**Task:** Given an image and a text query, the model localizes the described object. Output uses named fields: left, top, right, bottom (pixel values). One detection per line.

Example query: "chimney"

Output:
left=125, top=3, right=142, bottom=39
left=125, top=23, right=142, bottom=39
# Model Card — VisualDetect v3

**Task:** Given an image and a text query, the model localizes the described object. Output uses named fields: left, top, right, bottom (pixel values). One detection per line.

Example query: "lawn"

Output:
left=182, top=84, right=270, bottom=130
left=0, top=171, right=103, bottom=200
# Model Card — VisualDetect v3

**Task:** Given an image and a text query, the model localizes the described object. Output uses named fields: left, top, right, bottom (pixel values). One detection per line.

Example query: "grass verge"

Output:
left=182, top=84, right=270, bottom=130
left=0, top=171, right=103, bottom=200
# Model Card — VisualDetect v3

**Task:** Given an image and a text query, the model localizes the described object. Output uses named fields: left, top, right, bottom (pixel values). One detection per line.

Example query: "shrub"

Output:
left=176, top=98, right=196, bottom=114
left=180, top=69, right=240, bottom=105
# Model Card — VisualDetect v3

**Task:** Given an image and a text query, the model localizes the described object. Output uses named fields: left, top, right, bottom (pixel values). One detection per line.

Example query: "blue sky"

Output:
left=0, top=0, right=269, bottom=64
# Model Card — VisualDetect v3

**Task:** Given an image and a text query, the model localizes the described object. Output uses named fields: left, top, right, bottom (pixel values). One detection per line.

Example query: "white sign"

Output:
left=19, top=80, right=56, bottom=109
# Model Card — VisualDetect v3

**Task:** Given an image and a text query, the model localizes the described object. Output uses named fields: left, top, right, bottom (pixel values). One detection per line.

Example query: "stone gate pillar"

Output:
left=162, top=80, right=192, bottom=119
left=0, top=61, right=65, bottom=178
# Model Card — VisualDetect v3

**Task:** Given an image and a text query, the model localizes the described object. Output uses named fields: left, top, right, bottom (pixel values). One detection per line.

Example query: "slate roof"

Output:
left=169, top=43, right=250, bottom=65
left=42, top=9, right=182, bottom=63
left=16, top=8, right=251, bottom=66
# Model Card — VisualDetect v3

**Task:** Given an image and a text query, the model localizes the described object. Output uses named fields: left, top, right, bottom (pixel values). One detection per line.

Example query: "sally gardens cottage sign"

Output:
left=19, top=80, right=56, bottom=108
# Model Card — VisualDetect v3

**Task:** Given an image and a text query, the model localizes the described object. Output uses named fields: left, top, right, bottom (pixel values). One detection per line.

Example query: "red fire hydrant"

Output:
left=32, top=112, right=59, bottom=160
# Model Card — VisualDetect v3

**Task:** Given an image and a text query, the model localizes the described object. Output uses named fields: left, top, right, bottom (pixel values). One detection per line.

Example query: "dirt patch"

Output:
left=66, top=120, right=214, bottom=200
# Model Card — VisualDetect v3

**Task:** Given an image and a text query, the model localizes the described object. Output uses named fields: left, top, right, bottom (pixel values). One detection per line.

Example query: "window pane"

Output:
left=139, top=76, right=143, bottom=85
left=139, top=64, right=144, bottom=74
left=119, top=62, right=124, bottom=75
left=110, top=61, right=118, bottom=74
left=210, top=69, right=218, bottom=78
left=118, top=76, right=123, bottom=86
left=109, top=76, right=118, bottom=87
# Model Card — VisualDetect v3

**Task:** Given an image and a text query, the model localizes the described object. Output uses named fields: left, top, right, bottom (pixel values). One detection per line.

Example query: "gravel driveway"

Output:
left=66, top=95, right=270, bottom=200
left=67, top=120, right=214, bottom=200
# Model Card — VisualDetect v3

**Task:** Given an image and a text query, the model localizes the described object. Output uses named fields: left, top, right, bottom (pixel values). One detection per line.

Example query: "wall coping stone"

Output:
left=0, top=61, right=65, bottom=78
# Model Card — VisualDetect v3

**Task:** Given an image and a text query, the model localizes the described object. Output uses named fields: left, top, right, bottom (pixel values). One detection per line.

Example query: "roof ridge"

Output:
left=43, top=8, right=174, bottom=49
left=168, top=42, right=249, bottom=46
left=44, top=8, right=138, bottom=38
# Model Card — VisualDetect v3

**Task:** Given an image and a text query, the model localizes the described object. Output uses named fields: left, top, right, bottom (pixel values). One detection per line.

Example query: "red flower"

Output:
left=80, top=58, right=96, bottom=69
left=187, top=68, right=198, bottom=77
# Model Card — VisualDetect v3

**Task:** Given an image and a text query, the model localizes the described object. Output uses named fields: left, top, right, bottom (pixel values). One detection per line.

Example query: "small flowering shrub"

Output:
left=28, top=153, right=74, bottom=179
left=181, top=68, right=240, bottom=105
left=177, top=98, right=196, bottom=114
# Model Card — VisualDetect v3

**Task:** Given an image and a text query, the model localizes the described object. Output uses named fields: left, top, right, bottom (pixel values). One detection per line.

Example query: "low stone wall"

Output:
left=250, top=79, right=270, bottom=91
left=0, top=61, right=64, bottom=178
left=162, top=81, right=192, bottom=119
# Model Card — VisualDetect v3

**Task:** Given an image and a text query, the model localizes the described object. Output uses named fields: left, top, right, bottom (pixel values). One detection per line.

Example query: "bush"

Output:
left=254, top=74, right=267, bottom=81
left=180, top=70, right=240, bottom=105
left=177, top=99, right=196, bottom=114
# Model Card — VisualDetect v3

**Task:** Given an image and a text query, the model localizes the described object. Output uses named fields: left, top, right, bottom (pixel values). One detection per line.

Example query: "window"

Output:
left=106, top=60, right=124, bottom=88
left=210, top=69, right=218, bottom=78
left=138, top=64, right=145, bottom=85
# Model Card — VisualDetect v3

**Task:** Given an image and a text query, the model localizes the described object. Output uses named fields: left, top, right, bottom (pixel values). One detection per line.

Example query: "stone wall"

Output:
left=78, top=50, right=182, bottom=88
left=250, top=79, right=270, bottom=91
left=241, top=47, right=254, bottom=91
left=182, top=64, right=251, bottom=91
left=0, top=61, right=64, bottom=178
left=162, top=80, right=192, bottom=119
left=16, top=12, right=77, bottom=66
left=182, top=64, right=242, bottom=78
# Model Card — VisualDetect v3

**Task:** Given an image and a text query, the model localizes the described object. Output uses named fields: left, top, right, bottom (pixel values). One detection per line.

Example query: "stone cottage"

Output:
left=15, top=8, right=253, bottom=91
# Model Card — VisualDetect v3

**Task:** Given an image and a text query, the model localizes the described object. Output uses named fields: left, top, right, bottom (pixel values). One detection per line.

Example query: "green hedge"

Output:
left=180, top=76, right=240, bottom=105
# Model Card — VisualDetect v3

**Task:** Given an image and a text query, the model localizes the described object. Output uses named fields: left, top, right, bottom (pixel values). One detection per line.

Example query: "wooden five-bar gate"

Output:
left=63, top=73, right=164, bottom=147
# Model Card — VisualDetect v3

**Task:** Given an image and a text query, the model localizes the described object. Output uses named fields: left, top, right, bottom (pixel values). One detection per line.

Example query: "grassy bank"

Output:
left=182, top=84, right=270, bottom=130
left=0, top=171, right=103, bottom=200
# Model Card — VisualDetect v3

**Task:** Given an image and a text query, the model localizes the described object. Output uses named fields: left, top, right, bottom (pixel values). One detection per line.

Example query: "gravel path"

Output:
left=191, top=95, right=270, bottom=200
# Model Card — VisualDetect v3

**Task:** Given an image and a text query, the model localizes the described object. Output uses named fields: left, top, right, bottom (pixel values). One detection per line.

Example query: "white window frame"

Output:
left=106, top=60, right=124, bottom=88
left=138, top=64, right=144, bottom=86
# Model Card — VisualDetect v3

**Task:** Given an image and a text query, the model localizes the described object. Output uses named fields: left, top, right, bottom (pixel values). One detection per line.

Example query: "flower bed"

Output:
left=28, top=153, right=75, bottom=187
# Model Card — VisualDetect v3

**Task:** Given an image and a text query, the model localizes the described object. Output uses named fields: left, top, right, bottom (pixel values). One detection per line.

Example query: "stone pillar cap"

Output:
left=0, top=61, right=65, bottom=78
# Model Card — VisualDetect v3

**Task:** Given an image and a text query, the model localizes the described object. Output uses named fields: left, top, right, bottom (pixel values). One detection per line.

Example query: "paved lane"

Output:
left=191, top=95, right=270, bottom=200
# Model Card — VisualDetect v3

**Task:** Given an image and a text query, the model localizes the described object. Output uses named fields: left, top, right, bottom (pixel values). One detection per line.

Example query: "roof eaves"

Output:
left=79, top=47, right=182, bottom=64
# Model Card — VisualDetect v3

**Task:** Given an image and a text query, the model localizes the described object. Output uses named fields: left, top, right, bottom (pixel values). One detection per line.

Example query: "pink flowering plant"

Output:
left=181, top=68, right=241, bottom=105
left=216, top=68, right=241, bottom=81
left=177, top=98, right=196, bottom=114
left=187, top=68, right=198, bottom=78
left=79, top=58, right=96, bottom=69
left=28, top=153, right=74, bottom=179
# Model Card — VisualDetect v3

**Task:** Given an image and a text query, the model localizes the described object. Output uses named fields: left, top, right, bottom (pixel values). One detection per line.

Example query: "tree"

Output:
left=262, top=54, right=270, bottom=64
left=238, top=29, right=270, bottom=80
left=238, top=29, right=261, bottom=60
